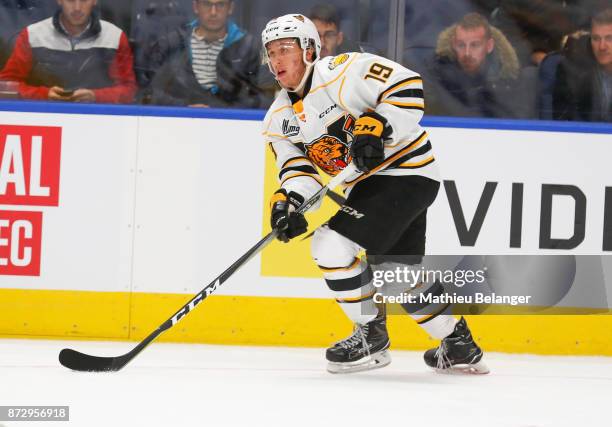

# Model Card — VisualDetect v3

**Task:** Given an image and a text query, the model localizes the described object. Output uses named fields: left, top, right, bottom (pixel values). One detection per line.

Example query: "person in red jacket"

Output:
left=0, top=0, right=136, bottom=103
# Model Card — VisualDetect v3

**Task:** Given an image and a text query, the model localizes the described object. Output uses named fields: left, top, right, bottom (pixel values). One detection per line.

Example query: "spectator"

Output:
left=308, top=3, right=363, bottom=58
left=148, top=0, right=263, bottom=108
left=0, top=0, right=136, bottom=103
left=552, top=8, right=612, bottom=122
left=402, top=0, right=488, bottom=72
left=131, top=0, right=193, bottom=93
left=485, top=0, right=577, bottom=67
left=0, top=0, right=59, bottom=69
left=483, top=0, right=610, bottom=67
left=424, top=12, right=534, bottom=118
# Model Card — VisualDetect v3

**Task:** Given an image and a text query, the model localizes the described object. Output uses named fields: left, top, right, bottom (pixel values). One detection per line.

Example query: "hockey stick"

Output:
left=326, top=190, right=347, bottom=207
left=58, top=164, right=358, bottom=372
left=300, top=191, right=348, bottom=241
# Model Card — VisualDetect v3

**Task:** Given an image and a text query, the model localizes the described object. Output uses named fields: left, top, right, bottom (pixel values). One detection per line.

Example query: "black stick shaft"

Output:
left=58, top=164, right=357, bottom=372
left=126, top=232, right=278, bottom=367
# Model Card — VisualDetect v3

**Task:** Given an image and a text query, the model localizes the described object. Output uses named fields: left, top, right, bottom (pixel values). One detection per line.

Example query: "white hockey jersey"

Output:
left=262, top=52, right=439, bottom=201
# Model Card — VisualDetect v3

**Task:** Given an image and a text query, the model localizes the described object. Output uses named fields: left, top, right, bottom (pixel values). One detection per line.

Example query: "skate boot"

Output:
left=326, top=314, right=391, bottom=374
left=424, top=317, right=489, bottom=374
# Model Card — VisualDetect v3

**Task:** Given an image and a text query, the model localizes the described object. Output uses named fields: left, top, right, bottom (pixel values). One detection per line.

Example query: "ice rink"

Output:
left=0, top=339, right=610, bottom=427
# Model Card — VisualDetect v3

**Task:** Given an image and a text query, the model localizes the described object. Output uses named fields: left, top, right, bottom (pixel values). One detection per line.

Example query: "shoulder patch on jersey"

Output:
left=281, top=118, right=300, bottom=137
left=328, top=53, right=350, bottom=70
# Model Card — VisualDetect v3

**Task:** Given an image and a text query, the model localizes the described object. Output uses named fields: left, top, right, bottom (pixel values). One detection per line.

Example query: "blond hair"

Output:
left=592, top=8, right=612, bottom=27
left=456, top=13, right=492, bottom=39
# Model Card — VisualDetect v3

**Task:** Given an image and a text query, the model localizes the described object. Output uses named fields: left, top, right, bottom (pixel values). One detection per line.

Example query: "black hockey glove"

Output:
left=350, top=111, right=391, bottom=173
left=270, top=189, right=308, bottom=243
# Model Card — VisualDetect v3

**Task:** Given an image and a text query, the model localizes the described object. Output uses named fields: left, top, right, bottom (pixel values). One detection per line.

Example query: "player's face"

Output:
left=591, top=23, right=612, bottom=71
left=194, top=0, right=233, bottom=33
left=313, top=19, right=343, bottom=58
left=452, top=26, right=494, bottom=75
left=266, top=39, right=307, bottom=90
left=57, top=0, right=97, bottom=27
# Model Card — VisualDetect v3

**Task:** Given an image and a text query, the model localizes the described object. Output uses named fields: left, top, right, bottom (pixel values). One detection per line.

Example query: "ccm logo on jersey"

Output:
left=340, top=205, right=365, bottom=219
left=319, top=104, right=338, bottom=119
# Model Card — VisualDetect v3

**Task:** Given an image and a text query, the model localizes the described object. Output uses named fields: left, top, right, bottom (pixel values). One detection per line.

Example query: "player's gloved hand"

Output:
left=350, top=112, right=391, bottom=173
left=270, top=189, right=308, bottom=243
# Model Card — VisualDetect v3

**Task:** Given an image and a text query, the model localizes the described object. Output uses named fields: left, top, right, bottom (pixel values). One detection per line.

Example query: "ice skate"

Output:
left=424, top=317, right=489, bottom=375
left=326, top=314, right=391, bottom=374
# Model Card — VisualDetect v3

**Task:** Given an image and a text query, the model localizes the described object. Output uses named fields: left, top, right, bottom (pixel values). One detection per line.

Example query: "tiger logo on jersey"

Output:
left=328, top=53, right=349, bottom=70
left=306, top=135, right=352, bottom=175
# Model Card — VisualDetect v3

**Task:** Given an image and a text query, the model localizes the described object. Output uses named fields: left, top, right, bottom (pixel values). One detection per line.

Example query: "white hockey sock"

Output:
left=337, top=295, right=379, bottom=325
left=417, top=315, right=457, bottom=339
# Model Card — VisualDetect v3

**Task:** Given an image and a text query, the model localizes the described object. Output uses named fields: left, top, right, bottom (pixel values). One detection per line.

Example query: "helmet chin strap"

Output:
left=287, top=52, right=318, bottom=93
left=287, top=63, right=315, bottom=93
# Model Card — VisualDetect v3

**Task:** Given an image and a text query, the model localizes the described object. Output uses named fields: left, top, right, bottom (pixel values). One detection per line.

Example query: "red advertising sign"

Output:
left=0, top=125, right=62, bottom=206
left=0, top=210, right=43, bottom=276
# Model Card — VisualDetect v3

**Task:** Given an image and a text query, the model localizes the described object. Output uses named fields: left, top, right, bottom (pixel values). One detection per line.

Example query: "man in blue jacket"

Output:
left=148, top=0, right=264, bottom=108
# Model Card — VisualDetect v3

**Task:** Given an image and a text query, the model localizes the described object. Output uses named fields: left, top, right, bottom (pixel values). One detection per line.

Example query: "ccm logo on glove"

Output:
left=350, top=112, right=391, bottom=173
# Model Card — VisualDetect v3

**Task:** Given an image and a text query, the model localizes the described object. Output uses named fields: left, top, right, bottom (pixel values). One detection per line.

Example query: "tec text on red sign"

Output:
left=0, top=210, right=43, bottom=276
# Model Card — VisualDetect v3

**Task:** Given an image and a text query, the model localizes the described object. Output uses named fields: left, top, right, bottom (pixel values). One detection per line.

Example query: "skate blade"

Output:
left=434, top=360, right=490, bottom=375
left=327, top=351, right=391, bottom=374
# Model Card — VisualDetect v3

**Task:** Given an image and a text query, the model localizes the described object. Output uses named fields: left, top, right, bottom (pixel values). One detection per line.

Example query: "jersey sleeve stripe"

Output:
left=377, top=77, right=423, bottom=103
left=387, top=141, right=432, bottom=168
left=268, top=142, right=278, bottom=160
left=281, top=156, right=312, bottom=168
left=396, top=130, right=428, bottom=151
left=397, top=155, right=435, bottom=168
left=263, top=132, right=291, bottom=140
left=279, top=165, right=318, bottom=180
left=280, top=172, right=323, bottom=187
left=344, top=131, right=428, bottom=186
left=338, top=76, right=349, bottom=111
left=381, top=100, right=425, bottom=110
left=385, top=88, right=424, bottom=100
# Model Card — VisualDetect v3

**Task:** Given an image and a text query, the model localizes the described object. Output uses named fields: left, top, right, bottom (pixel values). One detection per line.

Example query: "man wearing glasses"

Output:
left=149, top=0, right=263, bottom=107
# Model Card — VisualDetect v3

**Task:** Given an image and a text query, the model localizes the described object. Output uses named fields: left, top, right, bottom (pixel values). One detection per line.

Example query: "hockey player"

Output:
left=262, top=14, right=488, bottom=375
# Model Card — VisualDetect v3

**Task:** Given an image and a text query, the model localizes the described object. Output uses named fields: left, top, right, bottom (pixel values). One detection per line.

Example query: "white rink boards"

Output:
left=0, top=106, right=611, bottom=355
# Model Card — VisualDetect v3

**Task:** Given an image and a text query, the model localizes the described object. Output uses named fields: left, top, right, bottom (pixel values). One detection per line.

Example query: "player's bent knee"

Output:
left=311, top=225, right=361, bottom=269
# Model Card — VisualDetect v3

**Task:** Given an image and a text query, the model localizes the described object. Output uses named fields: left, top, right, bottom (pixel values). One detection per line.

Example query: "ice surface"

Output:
left=0, top=339, right=610, bottom=427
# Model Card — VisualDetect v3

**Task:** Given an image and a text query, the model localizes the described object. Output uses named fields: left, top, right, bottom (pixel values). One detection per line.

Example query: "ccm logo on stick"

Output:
left=0, top=210, right=42, bottom=276
left=0, top=125, right=62, bottom=206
